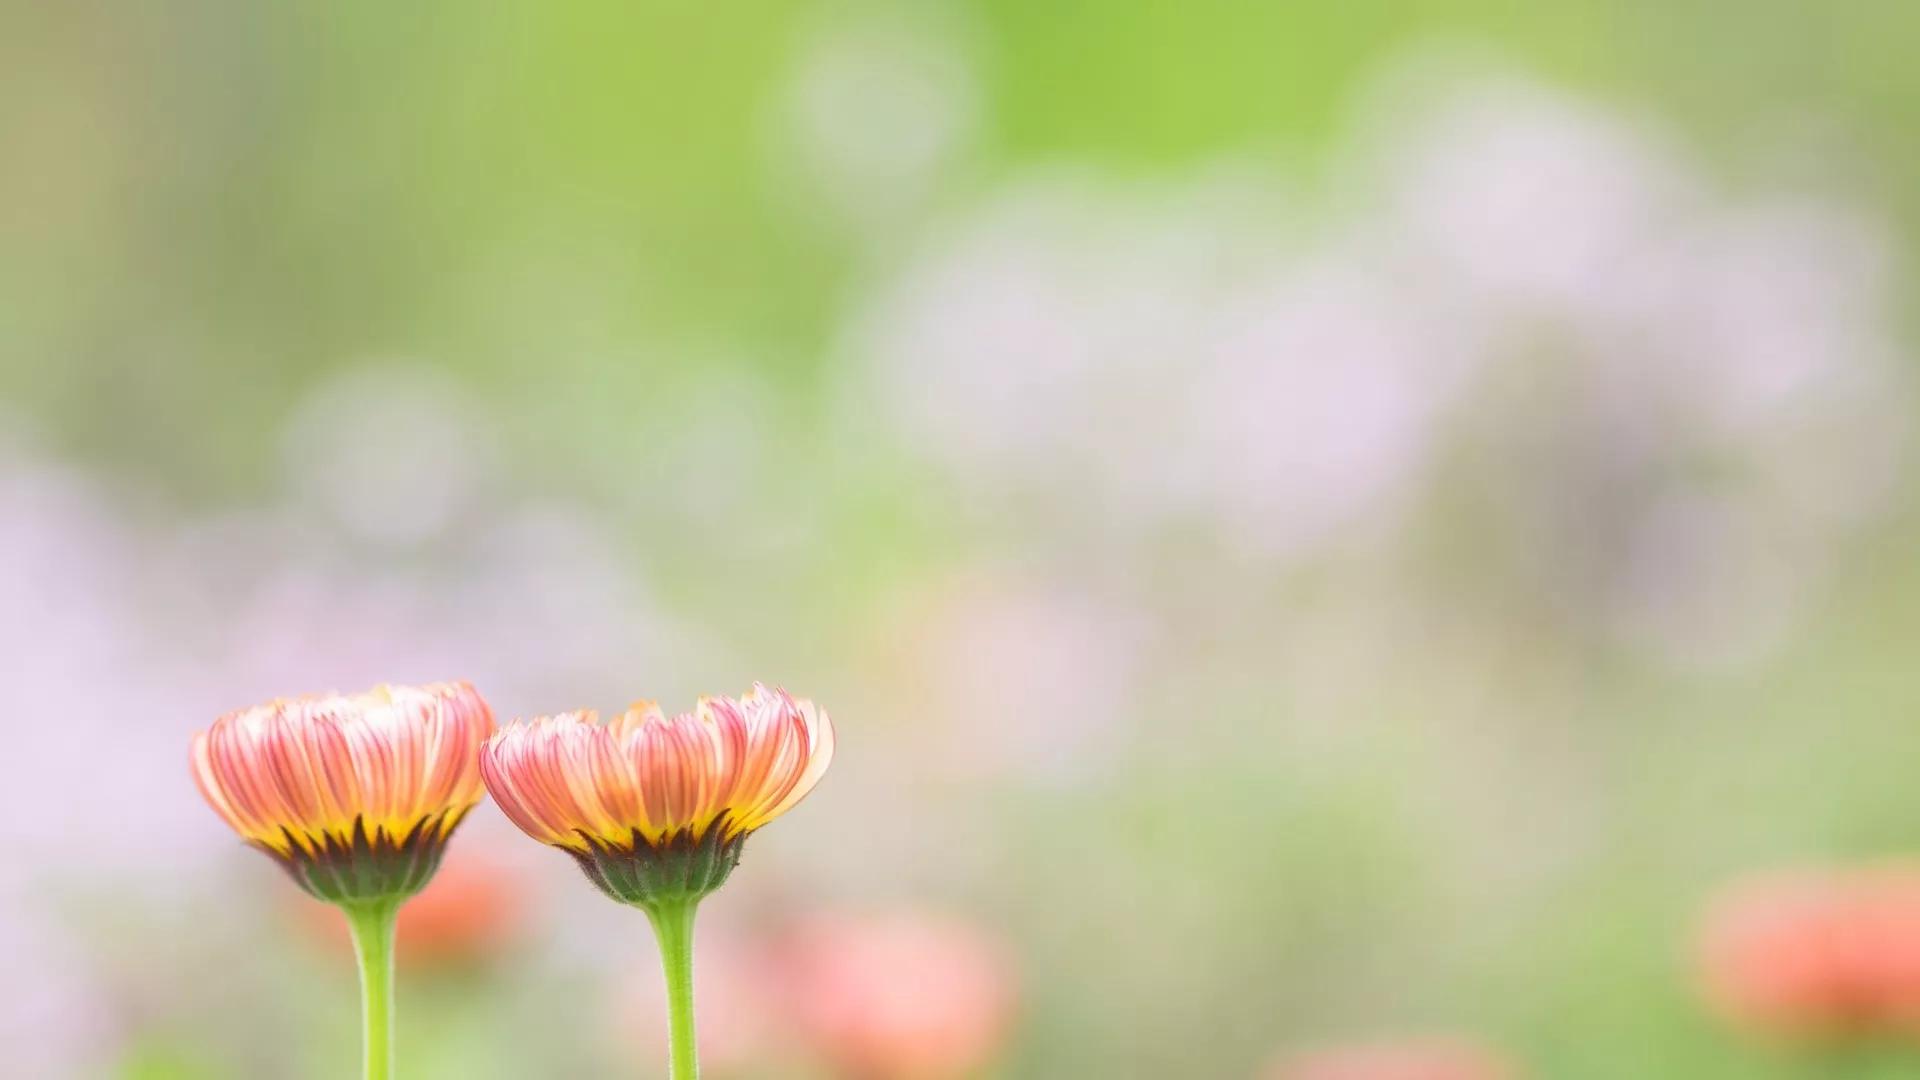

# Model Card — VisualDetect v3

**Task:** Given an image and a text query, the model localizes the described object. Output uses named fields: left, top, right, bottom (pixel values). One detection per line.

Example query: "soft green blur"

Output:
left=7, top=2, right=1920, bottom=1078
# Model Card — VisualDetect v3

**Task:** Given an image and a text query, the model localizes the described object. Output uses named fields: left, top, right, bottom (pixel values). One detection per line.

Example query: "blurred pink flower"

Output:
left=782, top=911, right=1017, bottom=1080
left=1699, top=866, right=1920, bottom=1039
left=621, top=922, right=786, bottom=1075
left=1266, top=1038, right=1517, bottom=1080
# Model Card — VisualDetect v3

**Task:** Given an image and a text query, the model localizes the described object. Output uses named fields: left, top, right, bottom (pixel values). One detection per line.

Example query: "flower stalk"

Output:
left=190, top=681, right=496, bottom=1080
left=480, top=683, right=835, bottom=1080
left=647, top=898, right=701, bottom=1080
left=345, top=899, right=401, bottom=1080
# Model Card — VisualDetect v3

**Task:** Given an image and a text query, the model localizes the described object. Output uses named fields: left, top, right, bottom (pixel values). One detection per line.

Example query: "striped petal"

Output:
left=481, top=686, right=835, bottom=853
left=190, top=681, right=495, bottom=857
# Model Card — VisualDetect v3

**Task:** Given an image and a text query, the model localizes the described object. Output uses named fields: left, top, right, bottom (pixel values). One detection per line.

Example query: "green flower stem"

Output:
left=646, top=899, right=701, bottom=1080
left=344, top=899, right=401, bottom=1080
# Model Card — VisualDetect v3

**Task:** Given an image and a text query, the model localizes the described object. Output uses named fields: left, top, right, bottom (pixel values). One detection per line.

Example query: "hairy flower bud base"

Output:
left=569, top=822, right=747, bottom=913
left=266, top=813, right=457, bottom=906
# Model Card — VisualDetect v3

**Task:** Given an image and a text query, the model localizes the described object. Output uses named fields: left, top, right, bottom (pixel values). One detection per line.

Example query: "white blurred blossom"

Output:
left=0, top=455, right=213, bottom=879
left=1367, top=69, right=1692, bottom=311
left=849, top=63, right=1910, bottom=665
left=849, top=171, right=1471, bottom=556
left=1375, top=73, right=1907, bottom=664
left=774, top=5, right=982, bottom=229
left=0, top=910, right=104, bottom=1076
left=0, top=452, right=211, bottom=1075
left=280, top=363, right=493, bottom=547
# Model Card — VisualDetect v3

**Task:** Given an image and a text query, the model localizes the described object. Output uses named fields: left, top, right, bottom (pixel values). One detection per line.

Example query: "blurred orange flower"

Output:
left=300, top=852, right=527, bottom=971
left=781, top=911, right=1017, bottom=1080
left=1699, top=865, right=1920, bottom=1039
left=1265, top=1039, right=1517, bottom=1080
left=480, top=684, right=833, bottom=907
left=191, top=681, right=494, bottom=904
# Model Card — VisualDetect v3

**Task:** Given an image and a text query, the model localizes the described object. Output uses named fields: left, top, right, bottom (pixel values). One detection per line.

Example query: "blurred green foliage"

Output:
left=8, top=0, right=1920, bottom=500
left=7, top=2, right=1920, bottom=1078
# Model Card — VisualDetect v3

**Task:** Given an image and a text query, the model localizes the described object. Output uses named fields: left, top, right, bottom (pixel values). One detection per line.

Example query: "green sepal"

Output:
left=258, top=813, right=454, bottom=906
left=568, top=819, right=747, bottom=914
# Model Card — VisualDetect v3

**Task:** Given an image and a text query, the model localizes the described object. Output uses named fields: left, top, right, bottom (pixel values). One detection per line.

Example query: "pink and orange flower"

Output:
left=480, top=683, right=834, bottom=908
left=191, top=681, right=495, bottom=904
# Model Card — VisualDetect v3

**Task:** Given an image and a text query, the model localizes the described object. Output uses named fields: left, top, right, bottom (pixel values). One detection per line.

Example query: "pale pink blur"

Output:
left=621, top=922, right=789, bottom=1076
left=1266, top=1038, right=1517, bottom=1080
left=1699, top=865, right=1920, bottom=1039
left=781, top=911, right=1018, bottom=1079
left=863, top=568, right=1150, bottom=784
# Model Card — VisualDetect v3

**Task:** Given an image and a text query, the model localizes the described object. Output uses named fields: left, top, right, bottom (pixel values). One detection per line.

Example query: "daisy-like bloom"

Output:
left=191, top=681, right=494, bottom=1080
left=1699, top=865, right=1920, bottom=1041
left=482, top=684, right=833, bottom=1080
left=480, top=683, right=835, bottom=911
left=192, top=681, right=496, bottom=906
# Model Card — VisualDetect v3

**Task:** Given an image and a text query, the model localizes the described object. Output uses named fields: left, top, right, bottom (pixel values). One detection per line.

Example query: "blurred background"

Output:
left=5, top=2, right=1920, bottom=1077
